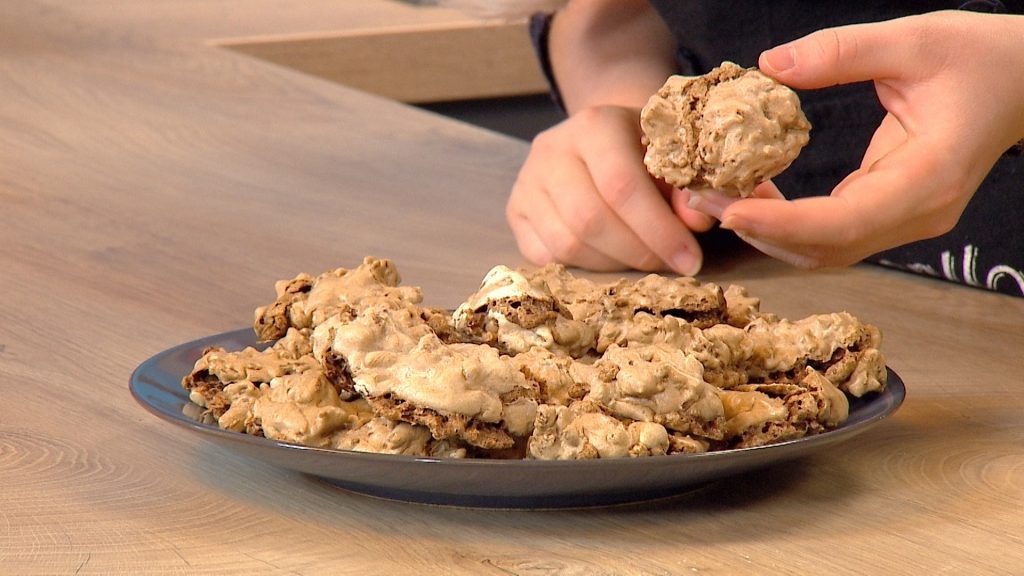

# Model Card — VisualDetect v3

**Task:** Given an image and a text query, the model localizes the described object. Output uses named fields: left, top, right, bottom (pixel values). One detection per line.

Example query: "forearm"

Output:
left=547, top=0, right=677, bottom=114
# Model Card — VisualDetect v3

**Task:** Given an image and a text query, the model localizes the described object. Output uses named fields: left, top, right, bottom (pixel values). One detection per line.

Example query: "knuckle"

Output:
left=597, top=170, right=641, bottom=210
left=530, top=127, right=560, bottom=154
left=572, top=105, right=630, bottom=135
left=505, top=182, right=530, bottom=220
left=522, top=244, right=553, bottom=266
left=548, top=234, right=588, bottom=264
left=504, top=195, right=521, bottom=222
left=634, top=251, right=666, bottom=272
left=786, top=236, right=859, bottom=270
left=907, top=15, right=950, bottom=61
left=572, top=106, right=607, bottom=127
left=566, top=203, right=605, bottom=238
left=811, top=28, right=859, bottom=67
left=914, top=174, right=973, bottom=240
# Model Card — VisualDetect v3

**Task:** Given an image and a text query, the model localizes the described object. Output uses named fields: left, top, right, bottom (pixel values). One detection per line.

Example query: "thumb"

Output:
left=758, top=17, right=916, bottom=89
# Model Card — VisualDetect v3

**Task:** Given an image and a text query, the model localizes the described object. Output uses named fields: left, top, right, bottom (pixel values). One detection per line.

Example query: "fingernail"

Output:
left=719, top=214, right=741, bottom=231
left=762, top=45, right=796, bottom=73
left=688, top=190, right=738, bottom=220
left=672, top=249, right=701, bottom=277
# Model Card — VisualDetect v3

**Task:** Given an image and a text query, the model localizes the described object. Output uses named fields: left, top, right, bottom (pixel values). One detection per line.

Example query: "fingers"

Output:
left=508, top=158, right=654, bottom=271
left=718, top=142, right=968, bottom=267
left=669, top=188, right=717, bottom=232
left=507, top=108, right=690, bottom=273
left=507, top=211, right=554, bottom=266
left=758, top=17, right=925, bottom=89
left=543, top=151, right=667, bottom=271
left=860, top=113, right=907, bottom=170
left=730, top=230, right=824, bottom=270
left=749, top=180, right=787, bottom=200
left=575, top=108, right=704, bottom=275
left=507, top=181, right=638, bottom=272
left=506, top=106, right=710, bottom=276
left=682, top=190, right=737, bottom=222
left=510, top=107, right=706, bottom=275
left=675, top=182, right=781, bottom=224
left=737, top=12, right=1022, bottom=270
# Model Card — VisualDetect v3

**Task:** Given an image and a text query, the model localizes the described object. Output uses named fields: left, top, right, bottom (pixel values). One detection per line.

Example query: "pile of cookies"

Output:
left=183, top=257, right=885, bottom=460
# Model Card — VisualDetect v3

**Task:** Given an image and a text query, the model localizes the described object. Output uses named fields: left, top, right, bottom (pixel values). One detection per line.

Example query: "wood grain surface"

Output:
left=2, top=1, right=1023, bottom=574
left=220, top=21, right=548, bottom=103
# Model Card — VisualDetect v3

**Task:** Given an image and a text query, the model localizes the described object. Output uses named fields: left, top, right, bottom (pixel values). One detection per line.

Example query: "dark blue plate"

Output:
left=130, top=328, right=905, bottom=509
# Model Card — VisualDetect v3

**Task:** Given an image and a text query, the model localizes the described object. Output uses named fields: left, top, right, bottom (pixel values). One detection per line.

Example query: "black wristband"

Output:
left=529, top=11, right=567, bottom=114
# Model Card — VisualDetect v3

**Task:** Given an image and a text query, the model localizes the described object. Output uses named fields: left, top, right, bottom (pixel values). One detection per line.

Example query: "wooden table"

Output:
left=3, top=1, right=1023, bottom=574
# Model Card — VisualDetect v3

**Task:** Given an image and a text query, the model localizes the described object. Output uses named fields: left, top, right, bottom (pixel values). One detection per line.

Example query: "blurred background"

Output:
left=222, top=0, right=566, bottom=140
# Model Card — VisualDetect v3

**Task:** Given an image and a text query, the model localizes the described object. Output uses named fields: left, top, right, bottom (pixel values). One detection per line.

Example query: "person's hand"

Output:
left=507, top=104, right=714, bottom=274
left=701, top=11, right=1024, bottom=269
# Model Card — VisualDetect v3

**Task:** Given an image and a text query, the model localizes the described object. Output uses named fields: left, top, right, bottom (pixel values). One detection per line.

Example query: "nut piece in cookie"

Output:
left=722, top=284, right=773, bottom=328
left=719, top=367, right=850, bottom=448
left=740, top=312, right=886, bottom=396
left=183, top=329, right=371, bottom=445
left=253, top=256, right=422, bottom=341
left=527, top=401, right=674, bottom=460
left=597, top=273, right=727, bottom=331
left=334, top=416, right=468, bottom=458
left=528, top=264, right=727, bottom=337
left=452, top=264, right=597, bottom=358
left=578, top=343, right=725, bottom=441
left=182, top=327, right=322, bottom=423
left=251, top=371, right=372, bottom=447
left=640, top=61, right=810, bottom=197
left=669, top=312, right=887, bottom=395
left=509, top=347, right=590, bottom=406
left=314, top=306, right=542, bottom=450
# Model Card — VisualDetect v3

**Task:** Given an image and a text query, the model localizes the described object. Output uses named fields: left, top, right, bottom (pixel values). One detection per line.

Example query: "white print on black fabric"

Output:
left=881, top=245, right=1024, bottom=296
left=942, top=245, right=1024, bottom=295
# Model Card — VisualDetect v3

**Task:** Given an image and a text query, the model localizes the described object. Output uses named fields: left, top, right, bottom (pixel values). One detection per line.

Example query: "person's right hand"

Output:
left=506, top=104, right=713, bottom=275
left=703, top=10, right=1024, bottom=270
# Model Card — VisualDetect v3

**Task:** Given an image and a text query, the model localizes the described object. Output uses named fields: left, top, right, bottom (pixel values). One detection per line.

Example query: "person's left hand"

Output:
left=507, top=105, right=714, bottom=274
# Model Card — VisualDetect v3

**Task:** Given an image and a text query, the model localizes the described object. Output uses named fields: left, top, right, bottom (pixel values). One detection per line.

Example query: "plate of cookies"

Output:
left=130, top=257, right=905, bottom=508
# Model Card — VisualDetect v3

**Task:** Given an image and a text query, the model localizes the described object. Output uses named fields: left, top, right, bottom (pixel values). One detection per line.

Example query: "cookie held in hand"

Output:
left=640, top=61, right=811, bottom=197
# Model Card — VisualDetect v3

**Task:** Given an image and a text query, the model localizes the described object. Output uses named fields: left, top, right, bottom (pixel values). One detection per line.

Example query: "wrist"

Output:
left=544, top=0, right=677, bottom=114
